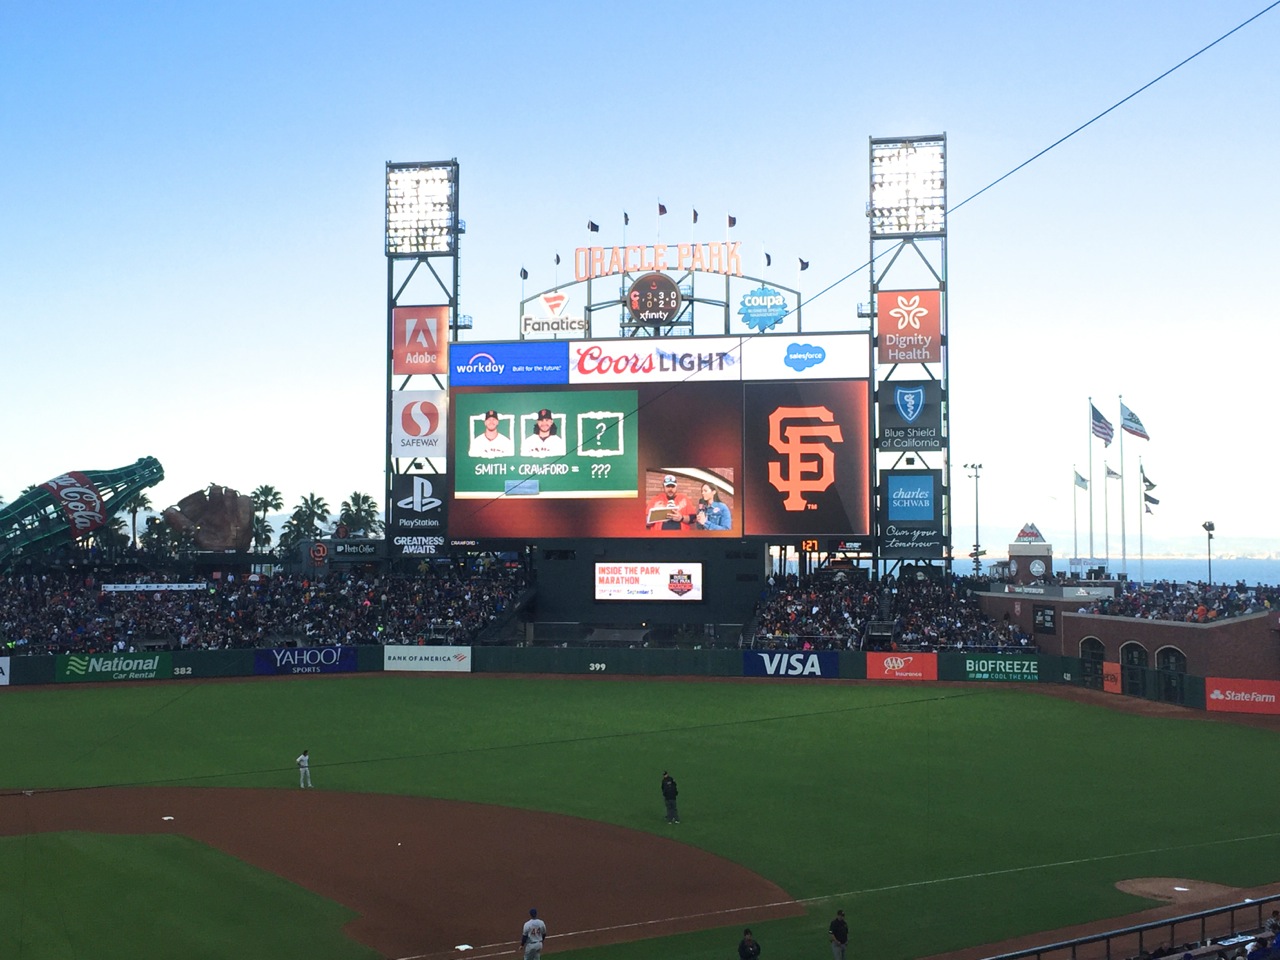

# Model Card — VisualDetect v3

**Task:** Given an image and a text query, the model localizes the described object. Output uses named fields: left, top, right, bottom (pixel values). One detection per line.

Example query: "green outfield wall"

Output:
left=0, top=647, right=1206, bottom=711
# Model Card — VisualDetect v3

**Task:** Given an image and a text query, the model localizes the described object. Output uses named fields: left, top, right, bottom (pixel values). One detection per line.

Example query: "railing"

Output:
left=981, top=895, right=1280, bottom=960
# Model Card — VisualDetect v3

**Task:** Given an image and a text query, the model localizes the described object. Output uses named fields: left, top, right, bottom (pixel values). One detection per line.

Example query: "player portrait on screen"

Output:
left=468, top=409, right=514, bottom=458
left=520, top=408, right=567, bottom=458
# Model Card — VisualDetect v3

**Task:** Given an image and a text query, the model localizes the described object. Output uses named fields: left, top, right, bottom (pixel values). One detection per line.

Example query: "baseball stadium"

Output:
left=2, top=147, right=1280, bottom=960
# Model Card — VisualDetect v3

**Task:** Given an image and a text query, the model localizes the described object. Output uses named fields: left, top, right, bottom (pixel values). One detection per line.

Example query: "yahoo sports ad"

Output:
left=254, top=647, right=358, bottom=676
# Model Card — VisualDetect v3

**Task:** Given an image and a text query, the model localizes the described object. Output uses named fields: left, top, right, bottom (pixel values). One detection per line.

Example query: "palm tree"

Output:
left=293, top=494, right=330, bottom=539
left=338, top=491, right=382, bottom=537
left=122, top=492, right=152, bottom=547
left=251, top=515, right=275, bottom=553
left=251, top=484, right=284, bottom=521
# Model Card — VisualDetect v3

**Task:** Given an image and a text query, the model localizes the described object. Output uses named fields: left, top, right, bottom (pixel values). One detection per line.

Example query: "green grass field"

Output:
left=1, top=674, right=1277, bottom=960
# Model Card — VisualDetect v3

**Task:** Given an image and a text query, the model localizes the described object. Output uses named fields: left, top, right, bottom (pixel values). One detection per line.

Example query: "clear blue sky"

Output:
left=2, top=1, right=1276, bottom=562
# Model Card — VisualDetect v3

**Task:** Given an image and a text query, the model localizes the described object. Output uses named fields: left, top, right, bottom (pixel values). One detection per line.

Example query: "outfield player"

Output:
left=296, top=749, right=312, bottom=788
left=521, top=907, right=547, bottom=960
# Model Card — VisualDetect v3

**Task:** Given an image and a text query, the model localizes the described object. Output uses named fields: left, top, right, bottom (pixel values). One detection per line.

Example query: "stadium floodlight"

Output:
left=385, top=160, right=458, bottom=257
left=868, top=135, right=946, bottom=239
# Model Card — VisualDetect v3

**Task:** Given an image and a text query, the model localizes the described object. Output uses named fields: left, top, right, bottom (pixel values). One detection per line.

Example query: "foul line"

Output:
left=392, top=827, right=1280, bottom=960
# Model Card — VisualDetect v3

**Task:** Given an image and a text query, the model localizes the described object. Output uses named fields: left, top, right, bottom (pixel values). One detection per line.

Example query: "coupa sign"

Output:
left=56, top=653, right=172, bottom=683
left=254, top=646, right=358, bottom=676
left=743, top=651, right=839, bottom=678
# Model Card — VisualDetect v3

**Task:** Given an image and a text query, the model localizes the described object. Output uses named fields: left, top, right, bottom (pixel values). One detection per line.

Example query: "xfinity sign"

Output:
left=743, top=651, right=839, bottom=678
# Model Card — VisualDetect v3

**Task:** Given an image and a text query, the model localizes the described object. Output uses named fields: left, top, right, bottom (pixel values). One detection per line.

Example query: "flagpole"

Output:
left=1103, top=464, right=1110, bottom=575
left=1087, top=398, right=1095, bottom=569
left=1072, top=467, right=1079, bottom=568
left=1138, top=456, right=1146, bottom=585
left=1118, top=396, right=1128, bottom=578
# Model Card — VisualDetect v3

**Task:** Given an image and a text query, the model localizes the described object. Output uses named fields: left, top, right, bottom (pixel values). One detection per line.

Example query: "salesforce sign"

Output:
left=254, top=646, right=359, bottom=676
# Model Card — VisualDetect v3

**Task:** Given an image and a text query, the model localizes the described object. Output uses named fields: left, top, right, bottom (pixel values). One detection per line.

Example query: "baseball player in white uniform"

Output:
left=297, top=749, right=312, bottom=788
left=521, top=908, right=546, bottom=960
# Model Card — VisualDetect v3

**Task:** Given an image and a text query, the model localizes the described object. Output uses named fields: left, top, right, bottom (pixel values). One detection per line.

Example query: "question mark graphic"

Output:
left=594, top=422, right=607, bottom=444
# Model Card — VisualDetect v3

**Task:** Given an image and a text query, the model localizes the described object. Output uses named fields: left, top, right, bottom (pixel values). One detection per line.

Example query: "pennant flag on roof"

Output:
left=799, top=258, right=810, bottom=271
left=692, top=208, right=699, bottom=224
left=1144, top=493, right=1160, bottom=505
left=554, top=253, right=560, bottom=265
left=657, top=202, right=667, bottom=216
left=1120, top=402, right=1150, bottom=440
left=1105, top=464, right=1121, bottom=479
left=727, top=214, right=737, bottom=228
left=519, top=267, right=528, bottom=280
left=1074, top=471, right=1088, bottom=490
left=587, top=220, right=599, bottom=233
left=765, top=252, right=772, bottom=267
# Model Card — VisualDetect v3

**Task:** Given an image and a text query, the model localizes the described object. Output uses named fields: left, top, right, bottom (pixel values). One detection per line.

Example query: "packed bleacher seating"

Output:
left=0, top=564, right=528, bottom=655
left=750, top=570, right=1033, bottom=652
left=1072, top=578, right=1278, bottom=622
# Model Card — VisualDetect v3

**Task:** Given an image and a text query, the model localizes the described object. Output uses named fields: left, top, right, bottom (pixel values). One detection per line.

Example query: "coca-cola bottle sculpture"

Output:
left=0, top=456, right=164, bottom=571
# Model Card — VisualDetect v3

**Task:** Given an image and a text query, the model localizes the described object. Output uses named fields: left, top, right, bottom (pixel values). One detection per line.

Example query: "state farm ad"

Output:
left=1206, top=677, right=1280, bottom=715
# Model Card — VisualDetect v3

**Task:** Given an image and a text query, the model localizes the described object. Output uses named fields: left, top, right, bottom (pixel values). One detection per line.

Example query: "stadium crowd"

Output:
left=750, top=570, right=1032, bottom=652
left=0, top=564, right=528, bottom=655
left=1077, top=578, right=1278, bottom=622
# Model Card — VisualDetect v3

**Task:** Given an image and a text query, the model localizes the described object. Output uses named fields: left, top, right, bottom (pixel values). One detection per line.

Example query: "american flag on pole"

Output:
left=1091, top=404, right=1114, bottom=446
left=1120, top=402, right=1150, bottom=440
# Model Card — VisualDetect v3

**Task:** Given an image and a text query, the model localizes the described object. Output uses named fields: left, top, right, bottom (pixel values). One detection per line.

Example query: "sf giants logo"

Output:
left=767, top=406, right=843, bottom=511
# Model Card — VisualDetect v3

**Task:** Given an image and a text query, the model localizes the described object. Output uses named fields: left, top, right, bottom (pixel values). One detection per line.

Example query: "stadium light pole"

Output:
left=1202, top=521, right=1214, bottom=585
left=964, top=463, right=982, bottom=577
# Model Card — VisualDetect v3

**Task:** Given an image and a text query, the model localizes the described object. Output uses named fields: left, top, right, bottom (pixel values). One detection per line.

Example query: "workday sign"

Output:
left=743, top=651, right=839, bottom=678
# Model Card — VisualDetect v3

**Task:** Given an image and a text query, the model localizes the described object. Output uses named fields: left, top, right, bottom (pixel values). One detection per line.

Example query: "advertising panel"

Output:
left=568, top=337, right=741, bottom=384
left=740, top=333, right=870, bottom=381
left=1102, top=662, right=1122, bottom=693
left=962, top=657, right=1039, bottom=682
left=1206, top=678, right=1280, bottom=715
left=743, top=380, right=872, bottom=537
left=384, top=646, right=474, bottom=672
left=389, top=474, right=448, bottom=539
left=521, top=291, right=587, bottom=339
left=450, top=341, right=570, bottom=386
left=254, top=647, right=358, bottom=676
left=867, top=651, right=938, bottom=681
left=879, top=470, right=945, bottom=558
left=0, top=657, right=8, bottom=686
left=876, top=289, right=942, bottom=364
left=878, top=380, right=943, bottom=450
left=392, top=306, right=448, bottom=375
left=742, top=650, right=839, bottom=678
left=391, top=391, right=448, bottom=458
left=56, top=653, right=173, bottom=683
left=595, top=562, right=704, bottom=601
left=737, top=285, right=793, bottom=333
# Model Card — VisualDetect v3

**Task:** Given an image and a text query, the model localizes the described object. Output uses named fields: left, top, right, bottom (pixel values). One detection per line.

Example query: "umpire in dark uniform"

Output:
left=829, top=909, right=849, bottom=960
left=661, top=771, right=679, bottom=823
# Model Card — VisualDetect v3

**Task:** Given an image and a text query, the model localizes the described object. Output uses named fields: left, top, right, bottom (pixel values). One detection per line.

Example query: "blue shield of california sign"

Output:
left=894, top=386, right=925, bottom=423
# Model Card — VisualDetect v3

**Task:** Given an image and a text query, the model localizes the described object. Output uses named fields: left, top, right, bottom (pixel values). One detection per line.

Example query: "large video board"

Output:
left=444, top=334, right=871, bottom=540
